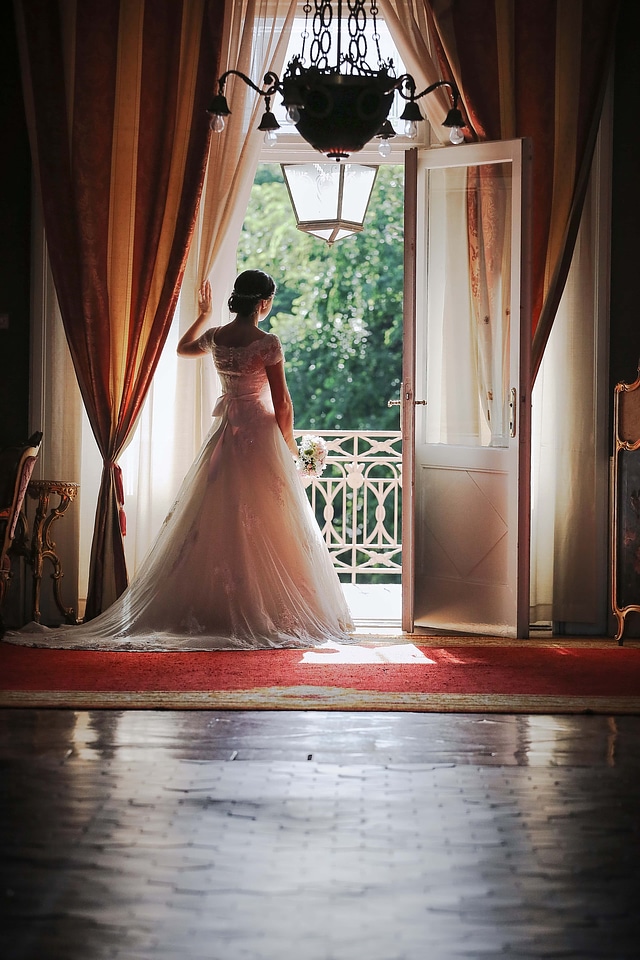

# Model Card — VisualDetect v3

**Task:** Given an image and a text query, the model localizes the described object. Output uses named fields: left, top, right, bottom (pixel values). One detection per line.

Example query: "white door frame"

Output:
left=402, top=139, right=532, bottom=637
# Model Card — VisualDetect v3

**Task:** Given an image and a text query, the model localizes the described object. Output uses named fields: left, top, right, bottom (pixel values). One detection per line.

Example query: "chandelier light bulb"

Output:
left=287, top=105, right=301, bottom=124
left=378, top=140, right=391, bottom=158
left=210, top=115, right=225, bottom=133
left=449, top=125, right=464, bottom=145
left=264, top=128, right=278, bottom=146
left=404, top=120, right=418, bottom=140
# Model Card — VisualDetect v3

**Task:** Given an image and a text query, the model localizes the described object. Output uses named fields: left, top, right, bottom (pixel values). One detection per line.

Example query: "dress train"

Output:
left=6, top=333, right=354, bottom=650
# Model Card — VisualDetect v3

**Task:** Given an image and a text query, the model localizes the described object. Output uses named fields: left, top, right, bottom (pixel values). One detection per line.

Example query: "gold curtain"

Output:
left=14, top=0, right=224, bottom=616
left=196, top=0, right=296, bottom=306
left=428, top=0, right=619, bottom=379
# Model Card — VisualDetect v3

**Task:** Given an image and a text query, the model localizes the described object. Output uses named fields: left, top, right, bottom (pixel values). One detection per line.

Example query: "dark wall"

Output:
left=0, top=2, right=31, bottom=448
left=609, top=0, right=640, bottom=390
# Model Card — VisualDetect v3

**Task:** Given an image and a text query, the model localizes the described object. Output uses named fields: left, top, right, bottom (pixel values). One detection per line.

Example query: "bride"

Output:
left=9, top=269, right=354, bottom=650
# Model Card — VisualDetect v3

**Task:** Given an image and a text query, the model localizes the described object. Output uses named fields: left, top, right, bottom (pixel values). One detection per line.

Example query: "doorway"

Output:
left=239, top=140, right=534, bottom=636
left=239, top=162, right=405, bottom=627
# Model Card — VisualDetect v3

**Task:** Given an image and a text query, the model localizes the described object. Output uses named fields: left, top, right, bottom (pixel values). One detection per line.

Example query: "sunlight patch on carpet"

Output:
left=301, top=642, right=435, bottom=664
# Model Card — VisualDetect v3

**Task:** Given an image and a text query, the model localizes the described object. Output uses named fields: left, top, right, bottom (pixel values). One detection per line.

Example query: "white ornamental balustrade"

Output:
left=295, top=430, right=402, bottom=583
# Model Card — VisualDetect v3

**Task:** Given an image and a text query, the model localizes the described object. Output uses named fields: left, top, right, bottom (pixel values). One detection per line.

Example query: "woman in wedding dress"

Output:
left=11, top=270, right=354, bottom=650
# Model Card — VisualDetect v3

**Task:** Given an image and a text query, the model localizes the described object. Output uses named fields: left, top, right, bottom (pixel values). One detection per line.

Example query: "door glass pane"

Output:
left=420, top=161, right=513, bottom=447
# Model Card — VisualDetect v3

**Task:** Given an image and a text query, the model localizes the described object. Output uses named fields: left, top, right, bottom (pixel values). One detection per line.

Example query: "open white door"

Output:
left=401, top=139, right=532, bottom=638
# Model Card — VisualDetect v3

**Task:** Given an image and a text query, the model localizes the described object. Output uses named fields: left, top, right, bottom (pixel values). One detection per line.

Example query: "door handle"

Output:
left=509, top=387, right=517, bottom=438
left=387, top=398, right=427, bottom=407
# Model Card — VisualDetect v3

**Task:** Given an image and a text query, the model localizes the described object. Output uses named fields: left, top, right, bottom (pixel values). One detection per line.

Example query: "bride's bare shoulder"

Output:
left=213, top=322, right=268, bottom=349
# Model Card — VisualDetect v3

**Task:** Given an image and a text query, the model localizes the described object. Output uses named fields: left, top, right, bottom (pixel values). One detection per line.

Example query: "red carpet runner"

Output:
left=2, top=638, right=640, bottom=712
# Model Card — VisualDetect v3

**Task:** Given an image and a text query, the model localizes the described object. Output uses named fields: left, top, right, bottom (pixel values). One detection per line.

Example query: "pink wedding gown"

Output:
left=9, top=331, right=354, bottom=650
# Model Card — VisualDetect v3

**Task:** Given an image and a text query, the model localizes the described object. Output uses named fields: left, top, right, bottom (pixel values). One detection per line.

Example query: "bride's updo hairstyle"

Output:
left=228, top=269, right=276, bottom=315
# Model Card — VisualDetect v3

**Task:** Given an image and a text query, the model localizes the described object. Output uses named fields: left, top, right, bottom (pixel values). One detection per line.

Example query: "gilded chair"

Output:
left=0, top=431, right=43, bottom=637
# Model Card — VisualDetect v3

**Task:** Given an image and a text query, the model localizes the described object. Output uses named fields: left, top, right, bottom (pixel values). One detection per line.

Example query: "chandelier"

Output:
left=208, top=0, right=465, bottom=162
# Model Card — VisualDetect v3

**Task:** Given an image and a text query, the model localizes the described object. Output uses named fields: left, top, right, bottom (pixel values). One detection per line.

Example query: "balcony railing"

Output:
left=295, top=430, right=402, bottom=583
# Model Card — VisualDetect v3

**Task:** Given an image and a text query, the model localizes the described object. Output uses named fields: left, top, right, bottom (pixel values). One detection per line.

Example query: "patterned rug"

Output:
left=2, top=636, right=640, bottom=713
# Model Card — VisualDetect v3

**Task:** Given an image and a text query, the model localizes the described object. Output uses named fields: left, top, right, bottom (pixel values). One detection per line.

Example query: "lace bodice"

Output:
left=198, top=328, right=283, bottom=399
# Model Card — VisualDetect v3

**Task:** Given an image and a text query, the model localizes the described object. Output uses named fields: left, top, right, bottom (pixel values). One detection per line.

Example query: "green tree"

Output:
left=236, top=163, right=404, bottom=430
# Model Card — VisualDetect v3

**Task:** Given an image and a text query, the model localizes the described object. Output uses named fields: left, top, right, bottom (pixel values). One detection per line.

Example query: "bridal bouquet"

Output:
left=297, top=435, right=328, bottom=478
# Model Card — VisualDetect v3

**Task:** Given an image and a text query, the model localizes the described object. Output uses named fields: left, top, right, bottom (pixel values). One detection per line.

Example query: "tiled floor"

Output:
left=1, top=709, right=639, bottom=959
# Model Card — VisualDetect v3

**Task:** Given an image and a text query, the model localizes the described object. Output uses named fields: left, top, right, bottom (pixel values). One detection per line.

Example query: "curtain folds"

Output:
left=14, top=0, right=224, bottom=616
left=377, top=0, right=452, bottom=142
left=86, top=0, right=297, bottom=586
left=529, top=122, right=609, bottom=628
left=196, top=0, right=296, bottom=317
left=427, top=0, right=619, bottom=379
left=467, top=163, right=511, bottom=443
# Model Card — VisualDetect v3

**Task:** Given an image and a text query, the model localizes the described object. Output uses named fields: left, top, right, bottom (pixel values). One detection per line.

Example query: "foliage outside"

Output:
left=236, top=163, right=404, bottom=431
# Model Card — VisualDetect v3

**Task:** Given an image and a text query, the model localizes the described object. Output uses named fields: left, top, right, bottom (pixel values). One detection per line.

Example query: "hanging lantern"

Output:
left=281, top=162, right=378, bottom=245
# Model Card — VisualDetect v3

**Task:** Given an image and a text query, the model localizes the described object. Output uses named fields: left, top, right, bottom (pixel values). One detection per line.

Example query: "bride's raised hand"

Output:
left=198, top=280, right=212, bottom=316
left=177, top=280, right=213, bottom=356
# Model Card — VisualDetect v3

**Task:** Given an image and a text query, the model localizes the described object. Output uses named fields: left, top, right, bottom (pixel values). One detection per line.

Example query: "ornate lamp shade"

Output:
left=281, top=163, right=378, bottom=245
left=283, top=72, right=396, bottom=160
left=209, top=3, right=466, bottom=161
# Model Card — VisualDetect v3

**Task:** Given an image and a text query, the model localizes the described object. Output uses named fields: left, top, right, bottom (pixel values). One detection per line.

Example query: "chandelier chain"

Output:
left=304, top=0, right=386, bottom=75
left=310, top=0, right=333, bottom=72
left=300, top=1, right=312, bottom=64
left=347, top=0, right=368, bottom=71
left=368, top=0, right=384, bottom=66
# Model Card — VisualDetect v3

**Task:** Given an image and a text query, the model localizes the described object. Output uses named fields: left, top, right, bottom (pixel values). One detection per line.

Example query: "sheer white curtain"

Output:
left=529, top=94, right=611, bottom=631
left=529, top=208, right=603, bottom=626
left=422, top=166, right=489, bottom=446
left=111, top=225, right=217, bottom=577
left=421, top=163, right=513, bottom=449
left=27, top=213, right=83, bottom=623
left=114, top=0, right=297, bottom=581
left=196, top=0, right=297, bottom=317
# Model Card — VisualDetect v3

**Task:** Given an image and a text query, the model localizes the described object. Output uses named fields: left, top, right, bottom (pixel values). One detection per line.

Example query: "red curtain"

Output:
left=428, top=0, right=619, bottom=379
left=14, top=0, right=224, bottom=617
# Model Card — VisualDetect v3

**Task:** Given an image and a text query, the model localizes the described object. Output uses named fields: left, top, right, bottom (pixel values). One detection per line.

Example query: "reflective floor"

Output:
left=1, top=709, right=639, bottom=959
